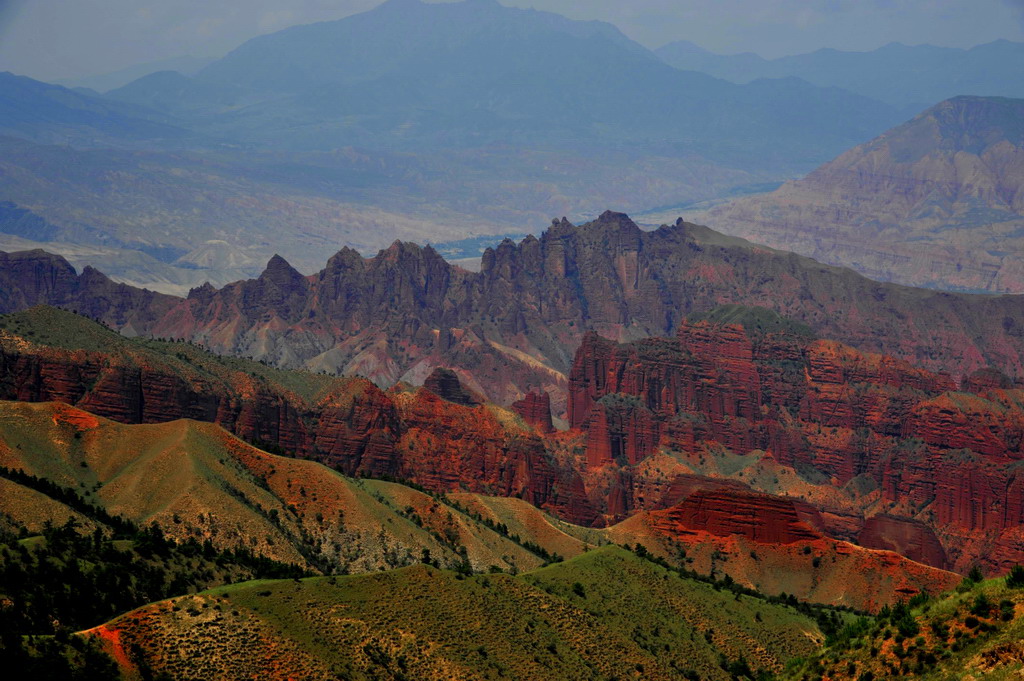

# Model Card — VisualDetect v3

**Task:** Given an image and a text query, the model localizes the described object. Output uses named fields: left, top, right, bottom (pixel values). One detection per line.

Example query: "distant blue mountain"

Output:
left=656, top=39, right=1024, bottom=110
left=0, top=71, right=191, bottom=148
left=105, top=0, right=903, bottom=170
left=53, top=55, right=216, bottom=94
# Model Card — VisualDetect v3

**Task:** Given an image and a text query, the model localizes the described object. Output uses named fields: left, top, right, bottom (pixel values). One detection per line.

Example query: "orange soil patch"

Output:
left=86, top=624, right=133, bottom=672
left=51, top=403, right=100, bottom=430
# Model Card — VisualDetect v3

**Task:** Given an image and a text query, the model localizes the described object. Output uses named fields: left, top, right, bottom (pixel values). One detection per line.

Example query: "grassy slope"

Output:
left=0, top=401, right=552, bottom=575
left=446, top=492, right=608, bottom=559
left=359, top=480, right=549, bottom=572
left=781, top=576, right=1024, bottom=680
left=523, top=547, right=824, bottom=678
left=91, top=546, right=824, bottom=681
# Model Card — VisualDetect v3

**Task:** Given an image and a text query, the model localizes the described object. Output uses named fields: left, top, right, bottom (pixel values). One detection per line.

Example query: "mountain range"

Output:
left=54, top=54, right=215, bottom=94
left=1, top=0, right=1021, bottom=298
left=0, top=294, right=1013, bottom=675
left=104, top=0, right=900, bottom=166
left=5, top=294, right=1023, bottom=577
left=656, top=38, right=1024, bottom=110
left=0, top=71, right=191, bottom=149
left=5, top=211, right=1024, bottom=418
left=0, top=306, right=966, bottom=597
left=5, top=1, right=1024, bottom=676
left=701, top=95, right=1024, bottom=293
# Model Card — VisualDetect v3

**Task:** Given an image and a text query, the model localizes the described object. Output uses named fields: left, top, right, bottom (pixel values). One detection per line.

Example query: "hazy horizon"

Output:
left=1, top=0, right=1023, bottom=83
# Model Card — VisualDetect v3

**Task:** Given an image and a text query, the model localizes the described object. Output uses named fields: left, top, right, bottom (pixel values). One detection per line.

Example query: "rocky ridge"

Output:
left=4, top=211, right=1024, bottom=416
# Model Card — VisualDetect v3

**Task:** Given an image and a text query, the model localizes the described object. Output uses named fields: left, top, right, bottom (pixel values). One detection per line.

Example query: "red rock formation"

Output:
left=630, top=493, right=959, bottom=612
left=858, top=515, right=948, bottom=570
left=904, top=392, right=1024, bottom=460
left=564, top=315, right=1024, bottom=573
left=581, top=395, right=661, bottom=469
left=392, top=388, right=596, bottom=524
left=650, top=489, right=823, bottom=545
left=962, top=367, right=1015, bottom=393
left=8, top=293, right=1024, bottom=574
left=511, top=391, right=554, bottom=434
left=655, top=474, right=752, bottom=508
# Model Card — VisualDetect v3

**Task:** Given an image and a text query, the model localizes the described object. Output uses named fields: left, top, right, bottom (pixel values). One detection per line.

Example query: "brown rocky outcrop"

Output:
left=422, top=367, right=479, bottom=406
left=962, top=367, right=1016, bottom=393
left=391, top=387, right=596, bottom=524
left=627, top=490, right=959, bottom=612
left=0, top=308, right=598, bottom=524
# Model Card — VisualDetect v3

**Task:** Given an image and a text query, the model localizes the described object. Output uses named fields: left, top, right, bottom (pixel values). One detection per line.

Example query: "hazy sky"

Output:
left=1, top=0, right=1023, bottom=82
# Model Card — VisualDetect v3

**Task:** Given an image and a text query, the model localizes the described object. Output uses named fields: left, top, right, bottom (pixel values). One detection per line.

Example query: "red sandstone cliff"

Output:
left=649, top=489, right=823, bottom=545
left=858, top=515, right=948, bottom=570
left=6, top=304, right=1024, bottom=574
left=511, top=391, right=555, bottom=434
left=565, top=311, right=1024, bottom=573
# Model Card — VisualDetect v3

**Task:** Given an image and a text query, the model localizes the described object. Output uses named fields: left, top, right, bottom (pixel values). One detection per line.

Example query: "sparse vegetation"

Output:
left=779, top=573, right=1024, bottom=680
left=104, top=547, right=829, bottom=680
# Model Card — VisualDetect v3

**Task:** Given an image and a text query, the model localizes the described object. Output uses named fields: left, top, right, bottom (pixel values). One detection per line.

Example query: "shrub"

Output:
left=896, top=617, right=919, bottom=638
left=1006, top=565, right=1024, bottom=588
left=970, top=593, right=991, bottom=617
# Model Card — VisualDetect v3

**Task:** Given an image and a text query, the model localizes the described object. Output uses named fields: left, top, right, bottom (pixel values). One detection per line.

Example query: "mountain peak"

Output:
left=901, top=95, right=1024, bottom=156
left=259, top=254, right=306, bottom=287
left=375, top=0, right=423, bottom=9
left=380, top=240, right=420, bottom=258
left=323, top=247, right=365, bottom=274
left=264, top=253, right=293, bottom=271
left=590, top=210, right=642, bottom=235
left=705, top=95, right=1024, bottom=293
left=596, top=209, right=632, bottom=222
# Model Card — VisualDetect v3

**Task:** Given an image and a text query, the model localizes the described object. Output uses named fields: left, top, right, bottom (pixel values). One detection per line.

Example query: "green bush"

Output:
left=970, top=593, right=991, bottom=617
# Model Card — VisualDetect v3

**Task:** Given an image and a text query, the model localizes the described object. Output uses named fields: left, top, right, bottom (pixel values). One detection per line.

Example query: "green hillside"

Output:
left=688, top=304, right=816, bottom=339
left=93, top=546, right=826, bottom=681
left=0, top=508, right=306, bottom=678
left=0, top=401, right=558, bottom=576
